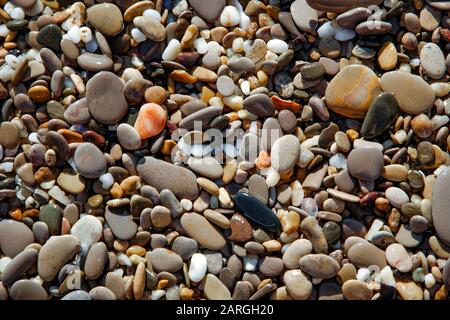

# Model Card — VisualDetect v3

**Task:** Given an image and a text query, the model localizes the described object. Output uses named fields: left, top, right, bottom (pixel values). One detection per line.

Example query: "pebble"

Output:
left=284, top=269, right=312, bottom=300
left=386, top=187, right=409, bottom=208
left=84, top=242, right=108, bottom=279
left=386, top=243, right=413, bottom=273
left=347, top=241, right=387, bottom=268
left=325, top=65, right=381, bottom=119
left=282, top=239, right=313, bottom=269
left=243, top=94, right=275, bottom=117
left=74, top=142, right=107, bottom=179
left=1, top=249, right=38, bottom=286
left=420, top=43, right=446, bottom=79
left=133, top=16, right=166, bottom=42
left=0, top=220, right=34, bottom=258
left=10, top=280, right=47, bottom=300
left=342, top=280, right=373, bottom=300
left=37, top=235, right=81, bottom=281
left=432, top=166, right=450, bottom=246
left=70, top=215, right=102, bottom=248
left=347, top=147, right=384, bottom=181
left=137, top=156, right=199, bottom=200
left=234, top=193, right=281, bottom=232
left=204, top=274, right=231, bottom=300
left=180, top=212, right=226, bottom=250
left=299, top=254, right=340, bottom=279
left=380, top=71, right=436, bottom=114
left=290, top=0, right=318, bottom=34
left=105, top=207, right=138, bottom=240
left=86, top=72, right=128, bottom=125
left=271, top=135, right=301, bottom=174
left=87, top=3, right=123, bottom=36
left=149, top=248, right=183, bottom=272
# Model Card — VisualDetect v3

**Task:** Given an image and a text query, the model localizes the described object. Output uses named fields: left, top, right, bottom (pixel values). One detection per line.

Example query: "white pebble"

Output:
left=334, top=25, right=356, bottom=41
left=193, top=37, right=208, bottom=54
left=79, top=26, right=92, bottom=43
left=99, top=173, right=114, bottom=189
left=207, top=41, right=222, bottom=56
left=302, top=198, right=318, bottom=216
left=117, top=253, right=132, bottom=267
left=267, top=39, right=288, bottom=54
left=143, top=9, right=162, bottom=22
left=188, top=253, right=208, bottom=282
left=162, top=39, right=182, bottom=61
left=266, top=170, right=280, bottom=187
left=42, top=6, right=53, bottom=16
left=0, top=24, right=10, bottom=37
left=10, top=7, right=25, bottom=20
left=5, top=54, right=18, bottom=68
left=357, top=268, right=371, bottom=282
left=220, top=5, right=241, bottom=27
left=180, top=199, right=192, bottom=211
left=240, top=80, right=251, bottom=95
left=67, top=25, right=81, bottom=44
left=3, top=2, right=15, bottom=14
left=48, top=185, right=71, bottom=205
left=329, top=153, right=347, bottom=169
left=380, top=266, right=396, bottom=287
left=71, top=215, right=103, bottom=248
left=317, top=21, right=335, bottom=38
left=131, top=28, right=146, bottom=42
left=424, top=273, right=436, bottom=289
left=151, top=290, right=166, bottom=300
left=232, top=37, right=244, bottom=53
left=40, top=180, right=55, bottom=190
left=243, top=254, right=258, bottom=271
left=0, top=162, right=13, bottom=173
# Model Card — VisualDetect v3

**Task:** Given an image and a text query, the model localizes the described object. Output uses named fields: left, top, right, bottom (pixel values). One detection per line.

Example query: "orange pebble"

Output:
left=23, top=209, right=40, bottom=218
left=256, top=150, right=271, bottom=169
left=271, top=95, right=302, bottom=113
left=134, top=103, right=167, bottom=140
left=57, top=129, right=83, bottom=143
left=9, top=208, right=22, bottom=221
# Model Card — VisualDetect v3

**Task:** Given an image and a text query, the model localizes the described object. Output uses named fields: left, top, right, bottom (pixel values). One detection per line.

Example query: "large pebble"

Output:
left=74, top=142, right=107, bottom=179
left=189, top=253, right=207, bottom=282
left=234, top=193, right=281, bottom=232
left=0, top=220, right=34, bottom=258
left=10, top=280, right=47, bottom=300
left=299, top=254, right=340, bottom=279
left=284, top=269, right=312, bottom=300
left=420, top=43, right=446, bottom=79
left=290, top=0, right=318, bottom=33
left=325, top=65, right=381, bottom=119
left=38, top=235, right=81, bottom=281
left=432, top=166, right=450, bottom=246
left=271, top=135, right=301, bottom=174
left=380, top=71, right=435, bottom=114
left=385, top=243, right=413, bottom=273
left=180, top=212, right=226, bottom=250
left=347, top=147, right=383, bottom=181
left=86, top=71, right=128, bottom=125
left=361, top=92, right=399, bottom=138
left=87, top=3, right=123, bottom=36
left=150, top=248, right=183, bottom=272
left=306, top=0, right=383, bottom=12
left=137, top=156, right=199, bottom=200
left=104, top=207, right=138, bottom=240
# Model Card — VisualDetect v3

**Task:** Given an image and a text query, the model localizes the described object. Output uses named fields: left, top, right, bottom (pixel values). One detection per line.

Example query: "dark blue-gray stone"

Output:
left=360, top=92, right=399, bottom=139
left=234, top=193, right=280, bottom=232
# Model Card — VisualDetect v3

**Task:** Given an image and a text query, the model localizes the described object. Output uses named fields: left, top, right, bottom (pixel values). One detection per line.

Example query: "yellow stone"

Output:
left=377, top=42, right=398, bottom=70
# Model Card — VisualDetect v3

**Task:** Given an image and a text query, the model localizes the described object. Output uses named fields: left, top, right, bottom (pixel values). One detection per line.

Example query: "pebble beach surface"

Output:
left=0, top=0, right=450, bottom=301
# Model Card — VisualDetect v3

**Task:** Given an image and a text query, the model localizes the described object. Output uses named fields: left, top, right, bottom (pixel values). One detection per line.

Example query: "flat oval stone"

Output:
left=117, top=123, right=141, bottom=150
left=432, top=166, right=450, bottom=246
left=86, top=71, right=128, bottom=125
left=342, top=279, right=372, bottom=300
left=360, top=92, right=399, bottom=139
left=259, top=256, right=284, bottom=277
left=180, top=212, right=226, bottom=250
left=325, top=65, right=381, bottom=119
left=234, top=192, right=281, bottom=232
left=299, top=254, right=340, bottom=279
left=77, top=53, right=113, bottom=72
left=39, top=203, right=62, bottom=236
left=1, top=249, right=38, bottom=286
left=260, top=118, right=282, bottom=152
left=347, top=147, right=384, bottom=181
left=355, top=21, right=392, bottom=35
left=282, top=239, right=313, bottom=269
left=87, top=3, right=123, bottom=36
left=347, top=241, right=387, bottom=268
left=38, top=235, right=81, bottom=281
left=149, top=248, right=183, bottom=272
left=0, top=220, right=34, bottom=258
left=137, top=156, right=199, bottom=200
left=336, top=7, right=371, bottom=28
left=187, top=156, right=223, bottom=179
left=377, top=42, right=397, bottom=70
left=105, top=206, right=138, bottom=240
left=179, top=106, right=222, bottom=130
left=0, top=121, right=20, bottom=149
left=290, top=0, right=318, bottom=33
left=10, top=280, right=47, bottom=300
left=306, top=0, right=383, bottom=13
left=420, top=42, right=446, bottom=79
left=271, top=135, right=301, bottom=174
left=227, top=57, right=255, bottom=73
left=74, top=142, right=107, bottom=179
left=380, top=71, right=435, bottom=114
left=243, top=94, right=275, bottom=117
